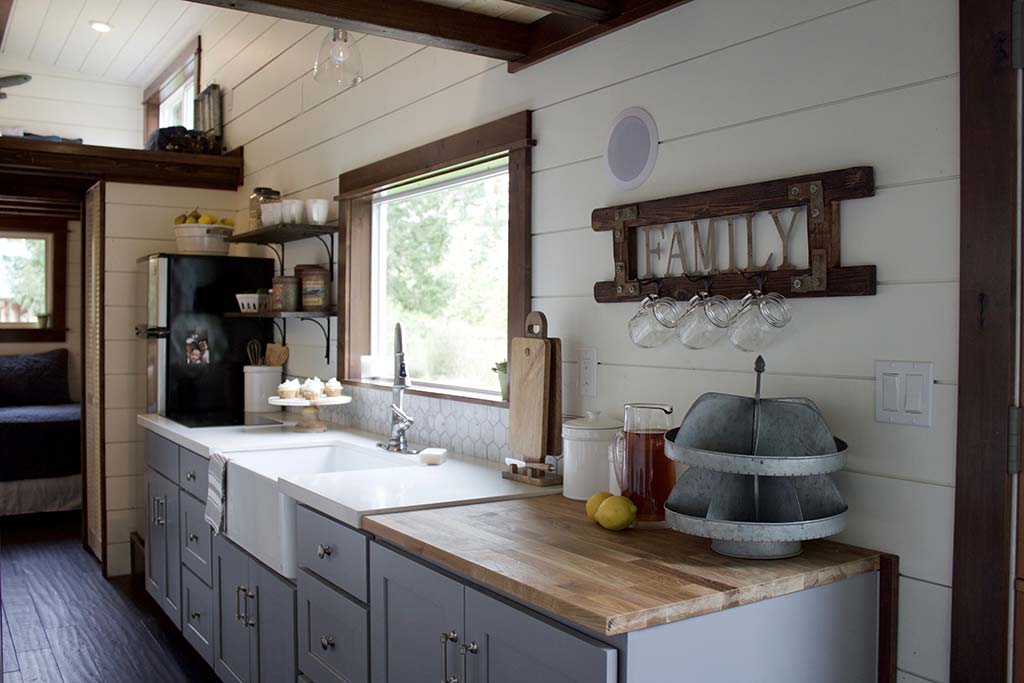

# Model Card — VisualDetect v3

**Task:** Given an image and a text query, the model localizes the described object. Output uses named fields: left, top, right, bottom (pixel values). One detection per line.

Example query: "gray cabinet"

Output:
left=370, top=542, right=616, bottom=683
left=145, top=467, right=181, bottom=628
left=213, top=534, right=297, bottom=683
left=181, top=490, right=213, bottom=586
left=298, top=570, right=368, bottom=683
left=369, top=543, right=466, bottom=683
left=463, top=587, right=616, bottom=683
left=182, top=565, right=214, bottom=666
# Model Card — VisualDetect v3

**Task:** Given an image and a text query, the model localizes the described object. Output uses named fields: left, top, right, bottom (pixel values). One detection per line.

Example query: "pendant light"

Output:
left=313, top=29, right=363, bottom=88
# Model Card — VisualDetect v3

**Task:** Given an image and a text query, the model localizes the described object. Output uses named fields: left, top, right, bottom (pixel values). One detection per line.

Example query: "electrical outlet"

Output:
left=579, top=347, right=597, bottom=398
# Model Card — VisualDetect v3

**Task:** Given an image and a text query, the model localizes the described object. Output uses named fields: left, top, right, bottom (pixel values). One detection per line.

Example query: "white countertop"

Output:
left=137, top=412, right=559, bottom=530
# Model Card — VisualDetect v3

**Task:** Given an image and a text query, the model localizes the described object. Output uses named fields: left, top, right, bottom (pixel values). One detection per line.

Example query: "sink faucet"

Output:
left=379, top=323, right=416, bottom=454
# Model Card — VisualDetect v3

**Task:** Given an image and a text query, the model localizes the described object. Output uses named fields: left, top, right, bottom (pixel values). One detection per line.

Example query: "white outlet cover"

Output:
left=874, top=360, right=934, bottom=427
left=579, top=347, right=597, bottom=398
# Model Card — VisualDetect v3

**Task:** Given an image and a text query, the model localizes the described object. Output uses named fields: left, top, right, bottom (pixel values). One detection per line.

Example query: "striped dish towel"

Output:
left=204, top=450, right=229, bottom=534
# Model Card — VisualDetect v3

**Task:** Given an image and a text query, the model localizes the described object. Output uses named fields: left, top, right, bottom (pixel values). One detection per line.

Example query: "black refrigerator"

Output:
left=137, top=254, right=275, bottom=427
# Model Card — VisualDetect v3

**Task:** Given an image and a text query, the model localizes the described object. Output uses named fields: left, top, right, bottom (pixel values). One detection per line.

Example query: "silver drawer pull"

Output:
left=320, top=635, right=335, bottom=651
left=235, top=586, right=244, bottom=622
left=441, top=630, right=458, bottom=682
left=188, top=532, right=199, bottom=543
left=185, top=471, right=197, bottom=481
left=316, top=543, right=333, bottom=559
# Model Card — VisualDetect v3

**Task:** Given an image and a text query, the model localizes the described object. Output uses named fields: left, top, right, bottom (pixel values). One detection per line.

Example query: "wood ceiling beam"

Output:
left=188, top=0, right=533, bottom=60
left=506, top=0, right=620, bottom=22
left=513, top=0, right=693, bottom=72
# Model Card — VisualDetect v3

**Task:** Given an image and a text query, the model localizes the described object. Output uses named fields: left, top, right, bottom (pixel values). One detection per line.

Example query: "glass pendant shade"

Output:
left=314, top=29, right=363, bottom=87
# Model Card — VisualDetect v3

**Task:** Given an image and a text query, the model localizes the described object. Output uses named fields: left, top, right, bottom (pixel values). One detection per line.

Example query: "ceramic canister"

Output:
left=561, top=411, right=623, bottom=501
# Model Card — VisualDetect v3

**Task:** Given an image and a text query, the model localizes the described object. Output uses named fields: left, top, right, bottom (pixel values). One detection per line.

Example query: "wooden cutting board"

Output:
left=509, top=312, right=552, bottom=462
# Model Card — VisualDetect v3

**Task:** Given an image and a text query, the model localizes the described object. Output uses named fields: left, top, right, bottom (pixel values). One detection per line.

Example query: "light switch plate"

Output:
left=579, top=347, right=597, bottom=398
left=874, top=360, right=934, bottom=427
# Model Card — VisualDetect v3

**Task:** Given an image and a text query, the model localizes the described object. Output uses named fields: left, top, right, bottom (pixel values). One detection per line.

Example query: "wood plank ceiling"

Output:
left=186, top=0, right=693, bottom=71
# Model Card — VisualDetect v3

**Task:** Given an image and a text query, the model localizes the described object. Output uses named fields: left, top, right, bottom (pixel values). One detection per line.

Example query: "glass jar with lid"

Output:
left=249, top=187, right=281, bottom=230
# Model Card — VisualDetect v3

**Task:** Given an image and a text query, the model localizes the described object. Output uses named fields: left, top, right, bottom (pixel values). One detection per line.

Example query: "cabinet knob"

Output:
left=316, top=543, right=333, bottom=559
left=320, top=635, right=335, bottom=651
left=188, top=532, right=199, bottom=543
left=191, top=610, right=201, bottom=621
left=185, top=471, right=197, bottom=481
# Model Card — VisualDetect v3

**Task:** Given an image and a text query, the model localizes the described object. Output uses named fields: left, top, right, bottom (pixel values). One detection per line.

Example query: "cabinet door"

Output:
left=144, top=469, right=165, bottom=609
left=213, top=534, right=251, bottom=683
left=181, top=491, right=213, bottom=586
left=463, top=588, right=617, bottom=683
left=370, top=543, right=464, bottom=683
left=145, top=469, right=181, bottom=627
left=250, top=559, right=297, bottom=683
left=298, top=570, right=368, bottom=683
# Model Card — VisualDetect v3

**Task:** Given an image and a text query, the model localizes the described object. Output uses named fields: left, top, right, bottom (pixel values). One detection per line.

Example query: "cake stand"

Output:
left=268, top=395, right=351, bottom=432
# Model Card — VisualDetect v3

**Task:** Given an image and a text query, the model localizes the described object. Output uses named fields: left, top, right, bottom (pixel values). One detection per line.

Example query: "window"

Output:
left=0, top=218, right=67, bottom=342
left=158, top=76, right=195, bottom=130
left=371, top=160, right=509, bottom=392
left=337, top=111, right=533, bottom=404
left=143, top=38, right=200, bottom=139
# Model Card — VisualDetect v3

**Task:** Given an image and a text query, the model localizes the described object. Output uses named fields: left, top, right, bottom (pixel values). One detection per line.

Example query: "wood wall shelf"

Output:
left=226, top=223, right=336, bottom=244
left=0, top=137, right=244, bottom=190
left=225, top=310, right=335, bottom=360
left=224, top=310, right=334, bottom=319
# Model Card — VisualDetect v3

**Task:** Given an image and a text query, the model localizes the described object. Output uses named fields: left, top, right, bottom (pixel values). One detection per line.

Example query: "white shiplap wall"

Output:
left=101, top=182, right=239, bottom=576
left=199, top=0, right=958, bottom=679
left=0, top=54, right=142, bottom=147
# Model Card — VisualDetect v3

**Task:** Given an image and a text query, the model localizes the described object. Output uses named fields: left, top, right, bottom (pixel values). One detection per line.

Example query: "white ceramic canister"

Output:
left=562, top=411, right=623, bottom=501
left=244, top=365, right=283, bottom=413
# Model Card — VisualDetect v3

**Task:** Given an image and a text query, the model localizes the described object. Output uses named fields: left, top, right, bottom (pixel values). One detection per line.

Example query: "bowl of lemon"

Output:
left=174, top=208, right=237, bottom=254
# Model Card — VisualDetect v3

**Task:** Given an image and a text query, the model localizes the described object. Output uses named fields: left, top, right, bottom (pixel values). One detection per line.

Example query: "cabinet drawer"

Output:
left=181, top=491, right=213, bottom=587
left=179, top=447, right=207, bottom=502
left=145, top=430, right=179, bottom=482
left=298, top=570, right=368, bottom=683
left=297, top=506, right=368, bottom=602
left=182, top=566, right=214, bottom=666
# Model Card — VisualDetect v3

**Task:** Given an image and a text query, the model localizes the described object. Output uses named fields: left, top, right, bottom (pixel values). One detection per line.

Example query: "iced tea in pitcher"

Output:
left=611, top=403, right=676, bottom=525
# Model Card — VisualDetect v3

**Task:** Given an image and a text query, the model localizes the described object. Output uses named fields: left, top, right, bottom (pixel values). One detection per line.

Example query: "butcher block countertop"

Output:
left=363, top=495, right=885, bottom=636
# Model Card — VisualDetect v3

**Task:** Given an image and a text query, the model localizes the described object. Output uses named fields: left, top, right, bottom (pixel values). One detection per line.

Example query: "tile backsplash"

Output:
left=318, top=386, right=511, bottom=463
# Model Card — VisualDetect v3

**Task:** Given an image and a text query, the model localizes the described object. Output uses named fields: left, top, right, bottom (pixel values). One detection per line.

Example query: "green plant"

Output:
left=492, top=361, right=507, bottom=374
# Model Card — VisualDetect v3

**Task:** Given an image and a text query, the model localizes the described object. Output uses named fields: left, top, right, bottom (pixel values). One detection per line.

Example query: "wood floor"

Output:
left=0, top=511, right=217, bottom=683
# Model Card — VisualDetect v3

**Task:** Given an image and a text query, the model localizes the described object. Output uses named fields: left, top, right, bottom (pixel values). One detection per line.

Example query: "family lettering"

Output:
left=638, top=207, right=806, bottom=279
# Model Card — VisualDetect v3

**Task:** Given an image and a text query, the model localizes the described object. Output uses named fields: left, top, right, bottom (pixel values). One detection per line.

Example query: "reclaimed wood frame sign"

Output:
left=592, top=166, right=877, bottom=303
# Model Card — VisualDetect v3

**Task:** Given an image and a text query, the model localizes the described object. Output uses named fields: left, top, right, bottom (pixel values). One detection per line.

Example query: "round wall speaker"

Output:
left=605, top=107, right=659, bottom=191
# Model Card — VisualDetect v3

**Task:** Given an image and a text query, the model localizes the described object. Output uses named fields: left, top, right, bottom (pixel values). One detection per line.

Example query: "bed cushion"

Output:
left=0, top=404, right=81, bottom=482
left=0, top=349, right=71, bottom=407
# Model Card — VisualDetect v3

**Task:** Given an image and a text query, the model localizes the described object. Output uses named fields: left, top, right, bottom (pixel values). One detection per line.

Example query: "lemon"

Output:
left=586, top=491, right=614, bottom=520
left=173, top=214, right=187, bottom=225
left=594, top=496, right=637, bottom=531
left=198, top=214, right=217, bottom=225
left=185, top=216, right=198, bottom=224
left=220, top=217, right=235, bottom=227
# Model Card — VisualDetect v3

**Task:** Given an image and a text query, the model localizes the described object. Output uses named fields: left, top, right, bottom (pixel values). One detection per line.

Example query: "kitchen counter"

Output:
left=138, top=412, right=560, bottom=530
left=363, top=495, right=889, bottom=637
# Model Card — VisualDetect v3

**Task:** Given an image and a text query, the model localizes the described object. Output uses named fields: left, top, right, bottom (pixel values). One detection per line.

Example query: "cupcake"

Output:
left=324, top=377, right=342, bottom=397
left=277, top=378, right=300, bottom=399
left=301, top=377, right=324, bottom=400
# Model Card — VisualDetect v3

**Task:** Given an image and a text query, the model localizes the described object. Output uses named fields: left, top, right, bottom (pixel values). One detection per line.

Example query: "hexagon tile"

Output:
left=319, top=386, right=511, bottom=462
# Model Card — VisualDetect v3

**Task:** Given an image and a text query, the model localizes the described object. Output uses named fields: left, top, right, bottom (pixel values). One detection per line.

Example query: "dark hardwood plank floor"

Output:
left=0, top=511, right=217, bottom=683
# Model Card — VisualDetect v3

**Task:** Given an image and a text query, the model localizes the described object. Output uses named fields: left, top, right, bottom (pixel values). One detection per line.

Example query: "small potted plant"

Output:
left=35, top=312, right=50, bottom=329
left=492, top=360, right=508, bottom=401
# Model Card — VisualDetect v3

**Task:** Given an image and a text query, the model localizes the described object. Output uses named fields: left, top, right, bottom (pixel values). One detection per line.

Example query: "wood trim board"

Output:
left=951, top=0, right=1018, bottom=679
left=0, top=137, right=244, bottom=190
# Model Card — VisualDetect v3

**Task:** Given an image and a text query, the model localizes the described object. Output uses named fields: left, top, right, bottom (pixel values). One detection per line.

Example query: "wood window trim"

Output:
left=336, top=112, right=534, bottom=399
left=143, top=37, right=202, bottom=140
left=0, top=216, right=68, bottom=343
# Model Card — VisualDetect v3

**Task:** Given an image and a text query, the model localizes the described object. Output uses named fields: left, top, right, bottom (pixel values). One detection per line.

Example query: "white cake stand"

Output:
left=268, top=395, right=351, bottom=432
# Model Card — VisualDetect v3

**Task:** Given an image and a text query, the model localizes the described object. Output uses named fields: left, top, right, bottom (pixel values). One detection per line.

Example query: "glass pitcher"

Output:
left=610, top=403, right=676, bottom=526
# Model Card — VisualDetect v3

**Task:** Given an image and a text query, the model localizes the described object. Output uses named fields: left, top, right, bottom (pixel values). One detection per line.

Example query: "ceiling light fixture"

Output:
left=313, top=29, right=363, bottom=88
left=89, top=21, right=112, bottom=33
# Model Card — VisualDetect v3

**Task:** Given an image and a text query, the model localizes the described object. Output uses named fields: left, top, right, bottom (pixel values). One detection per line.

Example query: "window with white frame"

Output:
left=370, top=158, right=509, bottom=393
left=0, top=231, right=53, bottom=327
left=158, top=76, right=195, bottom=130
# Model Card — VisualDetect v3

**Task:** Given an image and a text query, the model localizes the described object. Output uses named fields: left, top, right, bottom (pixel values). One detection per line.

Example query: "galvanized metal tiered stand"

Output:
left=663, top=356, right=848, bottom=559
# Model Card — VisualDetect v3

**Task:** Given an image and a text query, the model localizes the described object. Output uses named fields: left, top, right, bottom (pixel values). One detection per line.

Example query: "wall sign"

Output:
left=592, top=166, right=877, bottom=302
